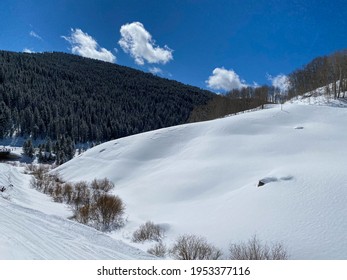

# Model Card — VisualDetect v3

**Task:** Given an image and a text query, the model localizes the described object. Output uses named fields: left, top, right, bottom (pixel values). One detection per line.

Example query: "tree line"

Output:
left=23, top=136, right=75, bottom=164
left=288, top=49, right=347, bottom=99
left=1, top=49, right=346, bottom=146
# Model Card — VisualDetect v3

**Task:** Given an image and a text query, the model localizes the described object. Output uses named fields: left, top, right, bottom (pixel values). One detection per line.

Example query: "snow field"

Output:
left=56, top=102, right=347, bottom=259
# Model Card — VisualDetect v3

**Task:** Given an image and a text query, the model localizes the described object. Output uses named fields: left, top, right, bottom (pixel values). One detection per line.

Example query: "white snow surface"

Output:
left=0, top=164, right=154, bottom=259
left=54, top=100, right=347, bottom=260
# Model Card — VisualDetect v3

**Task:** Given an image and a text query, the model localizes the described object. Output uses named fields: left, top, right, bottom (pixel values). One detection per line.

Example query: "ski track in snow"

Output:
left=0, top=164, right=154, bottom=260
left=0, top=200, right=153, bottom=259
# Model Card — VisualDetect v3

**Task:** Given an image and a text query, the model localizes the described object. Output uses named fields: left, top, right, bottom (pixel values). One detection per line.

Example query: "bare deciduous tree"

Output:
left=132, top=221, right=165, bottom=242
left=229, top=235, right=288, bottom=260
left=170, top=234, right=222, bottom=260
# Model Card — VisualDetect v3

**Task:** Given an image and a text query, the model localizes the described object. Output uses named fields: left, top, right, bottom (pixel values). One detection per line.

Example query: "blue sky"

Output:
left=0, top=0, right=346, bottom=92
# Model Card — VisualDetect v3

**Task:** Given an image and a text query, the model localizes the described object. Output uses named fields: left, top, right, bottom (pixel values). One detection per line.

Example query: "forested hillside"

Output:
left=1, top=49, right=346, bottom=145
left=0, top=51, right=214, bottom=142
left=288, top=49, right=347, bottom=98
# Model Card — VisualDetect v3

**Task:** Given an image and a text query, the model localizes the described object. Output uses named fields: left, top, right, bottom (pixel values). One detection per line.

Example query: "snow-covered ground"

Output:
left=289, top=84, right=347, bottom=107
left=53, top=97, right=347, bottom=260
left=1, top=94, right=346, bottom=260
left=0, top=164, right=154, bottom=259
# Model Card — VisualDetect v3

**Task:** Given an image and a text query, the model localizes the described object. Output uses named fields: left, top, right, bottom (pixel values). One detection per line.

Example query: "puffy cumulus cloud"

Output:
left=62, top=28, right=116, bottom=63
left=30, top=31, right=42, bottom=40
left=23, top=48, right=34, bottom=53
left=268, top=74, right=290, bottom=93
left=206, top=67, right=247, bottom=92
left=119, top=22, right=173, bottom=65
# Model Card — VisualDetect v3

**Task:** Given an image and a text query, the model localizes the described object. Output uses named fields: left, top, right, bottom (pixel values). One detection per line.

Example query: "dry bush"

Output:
left=91, top=178, right=114, bottom=197
left=62, top=183, right=74, bottom=204
left=170, top=234, right=222, bottom=260
left=76, top=203, right=92, bottom=224
left=29, top=164, right=50, bottom=179
left=229, top=235, right=288, bottom=260
left=52, top=183, right=63, bottom=202
left=25, top=163, right=36, bottom=173
left=49, top=172, right=64, bottom=184
left=71, top=181, right=90, bottom=211
left=147, top=242, right=167, bottom=257
left=41, top=174, right=54, bottom=194
left=30, top=177, right=39, bottom=189
left=28, top=169, right=126, bottom=232
left=92, top=194, right=125, bottom=231
left=132, top=221, right=165, bottom=243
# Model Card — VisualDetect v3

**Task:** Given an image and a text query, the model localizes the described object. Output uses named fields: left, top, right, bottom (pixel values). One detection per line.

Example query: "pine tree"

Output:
left=23, top=138, right=34, bottom=158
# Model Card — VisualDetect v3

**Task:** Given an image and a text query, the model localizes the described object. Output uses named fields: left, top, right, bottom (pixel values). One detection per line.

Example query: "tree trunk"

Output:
left=337, top=68, right=342, bottom=98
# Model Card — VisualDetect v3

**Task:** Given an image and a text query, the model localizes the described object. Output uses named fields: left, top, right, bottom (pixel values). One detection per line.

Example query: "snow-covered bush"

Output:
left=91, top=178, right=114, bottom=197
left=132, top=221, right=165, bottom=242
left=170, top=234, right=222, bottom=260
left=229, top=235, right=288, bottom=260
left=147, top=242, right=167, bottom=257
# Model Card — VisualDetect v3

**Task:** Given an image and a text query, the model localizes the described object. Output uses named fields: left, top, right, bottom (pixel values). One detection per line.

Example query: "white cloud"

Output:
left=23, top=48, right=34, bottom=53
left=148, top=66, right=163, bottom=75
left=206, top=67, right=247, bottom=92
left=267, top=73, right=290, bottom=93
left=119, top=22, right=173, bottom=65
left=62, top=28, right=116, bottom=63
left=30, top=31, right=42, bottom=40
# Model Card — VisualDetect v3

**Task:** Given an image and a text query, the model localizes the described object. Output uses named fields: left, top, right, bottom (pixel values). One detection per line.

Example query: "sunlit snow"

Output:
left=1, top=94, right=346, bottom=259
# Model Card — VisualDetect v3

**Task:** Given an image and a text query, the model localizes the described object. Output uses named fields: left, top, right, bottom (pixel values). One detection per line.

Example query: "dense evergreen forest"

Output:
left=0, top=51, right=214, bottom=142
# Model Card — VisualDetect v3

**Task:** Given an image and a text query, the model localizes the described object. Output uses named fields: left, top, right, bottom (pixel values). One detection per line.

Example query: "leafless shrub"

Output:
left=52, top=183, right=63, bottom=202
left=25, top=163, right=36, bottom=173
left=132, top=221, right=165, bottom=243
left=147, top=242, right=167, bottom=257
left=71, top=181, right=90, bottom=211
left=41, top=174, right=54, bottom=194
left=28, top=167, right=126, bottom=232
left=91, top=178, right=114, bottom=197
left=49, top=172, right=64, bottom=184
left=30, top=177, right=39, bottom=189
left=28, top=164, right=50, bottom=179
left=92, top=194, right=125, bottom=231
left=76, top=203, right=92, bottom=224
left=170, top=234, right=222, bottom=260
left=229, top=235, right=288, bottom=260
left=62, top=183, right=74, bottom=204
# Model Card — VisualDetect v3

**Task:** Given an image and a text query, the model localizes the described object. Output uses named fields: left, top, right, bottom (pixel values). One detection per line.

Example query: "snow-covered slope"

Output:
left=55, top=101, right=347, bottom=260
left=0, top=164, right=154, bottom=259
